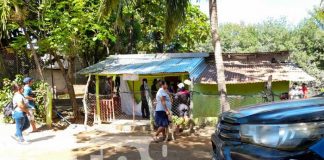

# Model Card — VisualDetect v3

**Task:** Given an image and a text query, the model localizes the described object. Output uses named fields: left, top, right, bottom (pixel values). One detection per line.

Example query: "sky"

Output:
left=192, top=0, right=321, bottom=25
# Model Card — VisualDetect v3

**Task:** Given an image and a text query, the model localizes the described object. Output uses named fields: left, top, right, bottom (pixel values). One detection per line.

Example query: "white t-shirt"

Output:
left=155, top=88, right=172, bottom=111
left=12, top=93, right=26, bottom=112
left=289, top=88, right=303, bottom=100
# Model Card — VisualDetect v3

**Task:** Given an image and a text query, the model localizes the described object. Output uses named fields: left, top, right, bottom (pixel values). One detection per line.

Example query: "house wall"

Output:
left=30, top=69, right=67, bottom=93
left=127, top=74, right=189, bottom=102
left=192, top=81, right=289, bottom=117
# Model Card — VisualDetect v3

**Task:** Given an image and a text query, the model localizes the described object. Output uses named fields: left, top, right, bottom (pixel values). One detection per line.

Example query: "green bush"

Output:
left=32, top=81, right=50, bottom=122
left=0, top=78, right=14, bottom=123
left=0, top=75, right=49, bottom=123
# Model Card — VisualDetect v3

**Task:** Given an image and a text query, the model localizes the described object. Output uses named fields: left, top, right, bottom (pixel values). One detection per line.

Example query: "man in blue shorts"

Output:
left=23, top=77, right=37, bottom=132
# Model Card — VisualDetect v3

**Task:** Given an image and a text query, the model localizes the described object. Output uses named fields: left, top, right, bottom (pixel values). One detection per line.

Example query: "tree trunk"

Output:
left=83, top=75, right=91, bottom=128
left=68, top=56, right=76, bottom=84
left=0, top=42, right=8, bottom=78
left=155, top=31, right=164, bottom=53
left=209, top=0, right=230, bottom=112
left=22, top=26, right=44, bottom=80
left=0, top=53, right=8, bottom=78
left=128, top=21, right=134, bottom=54
left=52, top=52, right=79, bottom=119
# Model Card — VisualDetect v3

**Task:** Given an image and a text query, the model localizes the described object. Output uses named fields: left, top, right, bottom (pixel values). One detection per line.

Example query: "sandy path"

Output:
left=0, top=123, right=213, bottom=160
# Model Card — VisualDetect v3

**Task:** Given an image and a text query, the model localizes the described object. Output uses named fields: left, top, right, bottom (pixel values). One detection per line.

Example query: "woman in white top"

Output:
left=11, top=84, right=30, bottom=144
left=153, top=81, right=172, bottom=142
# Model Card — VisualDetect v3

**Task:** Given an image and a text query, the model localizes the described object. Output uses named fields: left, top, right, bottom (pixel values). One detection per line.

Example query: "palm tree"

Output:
left=99, top=0, right=189, bottom=45
left=99, top=0, right=231, bottom=112
left=0, top=0, right=44, bottom=80
left=209, top=0, right=230, bottom=112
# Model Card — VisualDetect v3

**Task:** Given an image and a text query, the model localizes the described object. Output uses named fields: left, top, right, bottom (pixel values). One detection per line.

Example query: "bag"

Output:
left=3, top=101, right=14, bottom=117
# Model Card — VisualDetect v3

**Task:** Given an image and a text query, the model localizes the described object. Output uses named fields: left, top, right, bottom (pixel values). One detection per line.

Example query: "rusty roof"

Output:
left=196, top=62, right=315, bottom=84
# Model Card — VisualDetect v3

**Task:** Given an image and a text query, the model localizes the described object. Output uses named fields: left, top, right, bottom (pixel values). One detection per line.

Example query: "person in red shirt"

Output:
left=302, top=83, right=308, bottom=98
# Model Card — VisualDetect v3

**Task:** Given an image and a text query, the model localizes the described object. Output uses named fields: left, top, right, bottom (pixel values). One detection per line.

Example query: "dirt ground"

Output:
left=0, top=123, right=213, bottom=160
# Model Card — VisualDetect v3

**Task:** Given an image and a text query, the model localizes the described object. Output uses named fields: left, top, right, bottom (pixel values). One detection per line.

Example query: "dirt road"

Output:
left=0, top=123, right=212, bottom=160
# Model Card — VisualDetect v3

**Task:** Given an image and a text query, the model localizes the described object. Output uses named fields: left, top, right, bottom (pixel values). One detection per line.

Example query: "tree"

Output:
left=0, top=0, right=44, bottom=80
left=99, top=0, right=189, bottom=51
left=37, top=0, right=116, bottom=119
left=209, top=0, right=230, bottom=112
left=135, top=2, right=209, bottom=52
left=100, top=0, right=231, bottom=112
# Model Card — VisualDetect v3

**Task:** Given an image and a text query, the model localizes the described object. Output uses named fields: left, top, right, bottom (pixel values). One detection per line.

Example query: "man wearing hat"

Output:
left=23, top=77, right=37, bottom=132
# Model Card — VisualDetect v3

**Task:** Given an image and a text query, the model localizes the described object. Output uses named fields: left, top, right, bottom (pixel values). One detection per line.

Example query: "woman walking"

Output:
left=11, top=84, right=30, bottom=144
left=153, top=81, right=172, bottom=142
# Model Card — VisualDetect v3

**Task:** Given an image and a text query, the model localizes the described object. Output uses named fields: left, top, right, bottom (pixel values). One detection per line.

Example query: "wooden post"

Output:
left=189, top=78, right=194, bottom=118
left=144, top=81, right=154, bottom=131
left=95, top=75, right=101, bottom=124
left=46, top=87, right=53, bottom=128
left=267, top=75, right=274, bottom=102
left=133, top=81, right=135, bottom=121
left=83, top=75, right=91, bottom=128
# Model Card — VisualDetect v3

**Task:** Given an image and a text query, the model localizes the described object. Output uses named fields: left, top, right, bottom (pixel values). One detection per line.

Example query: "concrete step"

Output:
left=94, top=120, right=151, bottom=133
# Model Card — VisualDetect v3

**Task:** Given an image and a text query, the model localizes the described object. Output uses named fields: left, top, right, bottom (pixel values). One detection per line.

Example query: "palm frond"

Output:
left=98, top=0, right=120, bottom=20
left=0, top=0, right=11, bottom=37
left=165, top=0, right=189, bottom=43
left=114, top=0, right=125, bottom=31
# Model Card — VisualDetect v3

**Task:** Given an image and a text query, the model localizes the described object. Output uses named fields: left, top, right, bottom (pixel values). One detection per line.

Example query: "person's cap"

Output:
left=184, top=79, right=192, bottom=86
left=177, top=83, right=185, bottom=89
left=23, top=77, right=33, bottom=84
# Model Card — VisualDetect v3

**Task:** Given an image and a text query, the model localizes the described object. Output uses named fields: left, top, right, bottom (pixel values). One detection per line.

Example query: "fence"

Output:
left=192, top=91, right=282, bottom=117
left=82, top=88, right=283, bottom=125
left=82, top=90, right=192, bottom=125
left=0, top=51, right=43, bottom=80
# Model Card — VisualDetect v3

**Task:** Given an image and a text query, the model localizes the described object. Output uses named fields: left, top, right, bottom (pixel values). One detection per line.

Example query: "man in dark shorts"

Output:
left=140, top=78, right=150, bottom=119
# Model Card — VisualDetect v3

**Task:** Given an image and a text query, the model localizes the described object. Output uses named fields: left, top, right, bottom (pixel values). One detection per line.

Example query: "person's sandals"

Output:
left=11, top=135, right=30, bottom=145
left=152, top=136, right=160, bottom=143
left=30, top=130, right=39, bottom=133
left=11, top=135, right=19, bottom=141
left=18, top=140, right=30, bottom=145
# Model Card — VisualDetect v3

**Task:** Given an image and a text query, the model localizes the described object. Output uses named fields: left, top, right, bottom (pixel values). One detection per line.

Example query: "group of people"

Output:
left=139, top=78, right=190, bottom=142
left=11, top=77, right=37, bottom=144
left=288, top=82, right=308, bottom=100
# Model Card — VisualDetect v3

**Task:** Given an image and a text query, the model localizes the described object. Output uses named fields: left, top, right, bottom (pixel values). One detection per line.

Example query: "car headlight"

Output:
left=240, top=122, right=324, bottom=150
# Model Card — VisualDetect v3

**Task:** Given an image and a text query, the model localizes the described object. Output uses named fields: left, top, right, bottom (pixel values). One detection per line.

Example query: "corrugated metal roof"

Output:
left=196, top=62, right=316, bottom=84
left=78, top=52, right=315, bottom=84
left=78, top=55, right=206, bottom=76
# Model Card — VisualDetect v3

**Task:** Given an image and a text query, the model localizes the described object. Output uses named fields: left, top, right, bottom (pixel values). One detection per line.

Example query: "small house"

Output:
left=78, top=51, right=315, bottom=121
left=193, top=51, right=315, bottom=117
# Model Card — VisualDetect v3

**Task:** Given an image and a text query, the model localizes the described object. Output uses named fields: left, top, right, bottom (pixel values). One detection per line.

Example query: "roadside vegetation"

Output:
left=196, top=12, right=324, bottom=85
left=0, top=1, right=323, bottom=118
left=0, top=75, right=49, bottom=123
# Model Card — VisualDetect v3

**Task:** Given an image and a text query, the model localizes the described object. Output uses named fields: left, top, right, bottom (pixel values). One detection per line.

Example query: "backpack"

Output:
left=3, top=101, right=14, bottom=117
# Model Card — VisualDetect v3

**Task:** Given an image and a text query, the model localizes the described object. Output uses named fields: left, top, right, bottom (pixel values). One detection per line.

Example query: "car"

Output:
left=211, top=97, right=324, bottom=160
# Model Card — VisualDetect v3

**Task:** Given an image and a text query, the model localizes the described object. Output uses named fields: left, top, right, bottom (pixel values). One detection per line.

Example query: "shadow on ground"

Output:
left=29, top=135, right=56, bottom=143
left=73, top=130, right=211, bottom=160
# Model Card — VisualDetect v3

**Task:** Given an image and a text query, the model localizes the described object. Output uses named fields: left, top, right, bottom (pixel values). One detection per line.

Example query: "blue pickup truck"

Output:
left=212, top=95, right=324, bottom=160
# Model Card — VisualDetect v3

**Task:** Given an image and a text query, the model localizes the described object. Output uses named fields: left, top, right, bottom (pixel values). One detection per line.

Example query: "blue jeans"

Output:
left=13, top=111, right=30, bottom=141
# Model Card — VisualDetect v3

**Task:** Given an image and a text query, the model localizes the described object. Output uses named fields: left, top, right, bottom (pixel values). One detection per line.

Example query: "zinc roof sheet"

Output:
left=78, top=55, right=205, bottom=77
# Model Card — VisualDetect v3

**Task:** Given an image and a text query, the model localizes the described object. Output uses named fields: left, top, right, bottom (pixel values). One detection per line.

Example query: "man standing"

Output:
left=151, top=79, right=158, bottom=99
left=140, top=78, right=150, bottom=119
left=23, top=77, right=37, bottom=132
left=289, top=82, right=303, bottom=100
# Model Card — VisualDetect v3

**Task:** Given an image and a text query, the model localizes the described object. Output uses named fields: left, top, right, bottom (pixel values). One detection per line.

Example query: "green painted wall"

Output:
left=127, top=74, right=189, bottom=102
left=192, top=81, right=289, bottom=117
left=127, top=76, right=162, bottom=103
